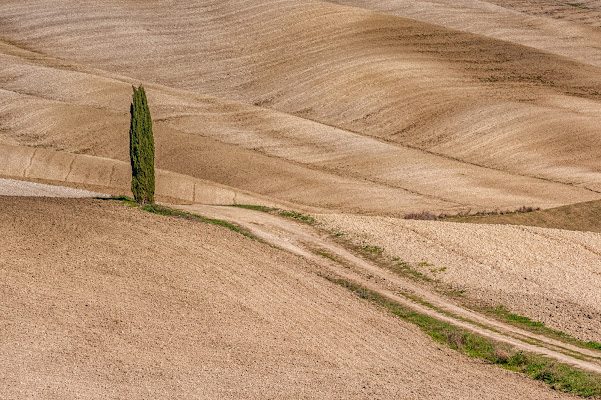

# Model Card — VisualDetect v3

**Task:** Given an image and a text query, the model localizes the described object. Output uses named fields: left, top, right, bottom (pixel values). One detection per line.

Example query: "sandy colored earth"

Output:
left=444, top=199, right=601, bottom=234
left=0, top=178, right=105, bottom=198
left=0, top=196, right=577, bottom=399
left=2, top=0, right=601, bottom=397
left=168, top=202, right=601, bottom=369
left=331, top=0, right=601, bottom=67
left=316, top=213, right=601, bottom=342
left=1, top=0, right=601, bottom=214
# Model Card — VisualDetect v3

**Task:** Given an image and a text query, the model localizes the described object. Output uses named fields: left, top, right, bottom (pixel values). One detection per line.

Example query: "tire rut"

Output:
left=173, top=203, right=601, bottom=374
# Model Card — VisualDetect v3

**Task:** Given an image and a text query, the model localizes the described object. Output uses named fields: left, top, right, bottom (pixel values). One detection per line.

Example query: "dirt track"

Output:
left=174, top=203, right=601, bottom=369
left=2, top=0, right=601, bottom=397
left=0, top=196, right=577, bottom=399
left=316, top=213, right=601, bottom=342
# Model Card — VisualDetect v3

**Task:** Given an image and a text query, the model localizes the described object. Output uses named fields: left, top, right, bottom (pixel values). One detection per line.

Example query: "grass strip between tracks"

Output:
left=329, top=228, right=601, bottom=355
left=312, top=249, right=600, bottom=364
left=488, top=306, right=601, bottom=352
left=233, top=203, right=601, bottom=355
left=98, top=196, right=263, bottom=242
left=326, top=276, right=601, bottom=398
left=231, top=204, right=316, bottom=224
left=103, top=198, right=601, bottom=395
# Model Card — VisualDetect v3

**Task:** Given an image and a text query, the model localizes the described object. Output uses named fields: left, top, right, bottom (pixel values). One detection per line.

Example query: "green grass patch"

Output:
left=140, top=204, right=261, bottom=241
left=566, top=2, right=591, bottom=10
left=232, top=202, right=601, bottom=356
left=311, top=247, right=355, bottom=268
left=328, top=277, right=499, bottom=359
left=230, top=204, right=316, bottom=225
left=489, top=306, right=601, bottom=352
left=333, top=235, right=435, bottom=284
left=444, top=288, right=467, bottom=297
left=390, top=260, right=432, bottom=282
left=100, top=197, right=262, bottom=242
left=313, top=250, right=341, bottom=263
left=327, top=277, right=601, bottom=397
left=588, top=342, right=601, bottom=351
left=361, top=245, right=384, bottom=255
left=95, top=195, right=138, bottom=207
left=524, top=361, right=601, bottom=397
left=230, top=204, right=276, bottom=212
left=278, top=210, right=316, bottom=224
left=491, top=306, right=545, bottom=328
left=140, top=204, right=189, bottom=217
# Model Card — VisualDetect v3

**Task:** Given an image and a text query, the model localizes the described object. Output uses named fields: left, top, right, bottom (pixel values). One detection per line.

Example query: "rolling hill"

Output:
left=2, top=1, right=601, bottom=398
left=1, top=0, right=601, bottom=213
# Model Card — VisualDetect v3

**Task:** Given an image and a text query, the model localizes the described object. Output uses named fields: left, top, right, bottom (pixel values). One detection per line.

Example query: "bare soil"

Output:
left=445, top=199, right=601, bottom=234
left=1, top=0, right=601, bottom=213
left=0, top=177, right=105, bottom=197
left=0, top=197, right=575, bottom=399
left=1, top=0, right=601, bottom=397
left=317, top=213, right=601, bottom=342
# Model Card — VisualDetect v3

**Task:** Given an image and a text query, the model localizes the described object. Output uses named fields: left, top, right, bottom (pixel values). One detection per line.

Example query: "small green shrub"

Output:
left=278, top=211, right=316, bottom=224
left=361, top=245, right=383, bottom=254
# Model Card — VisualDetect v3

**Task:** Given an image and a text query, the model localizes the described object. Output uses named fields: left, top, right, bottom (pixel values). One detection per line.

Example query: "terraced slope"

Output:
left=1, top=0, right=601, bottom=213
left=0, top=196, right=578, bottom=399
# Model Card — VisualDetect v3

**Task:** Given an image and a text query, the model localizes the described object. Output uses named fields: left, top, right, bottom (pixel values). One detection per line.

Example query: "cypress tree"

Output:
left=129, top=85, right=155, bottom=204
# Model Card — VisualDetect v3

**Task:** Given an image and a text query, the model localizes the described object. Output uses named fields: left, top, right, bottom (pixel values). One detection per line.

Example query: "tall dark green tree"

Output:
left=129, top=85, right=155, bottom=204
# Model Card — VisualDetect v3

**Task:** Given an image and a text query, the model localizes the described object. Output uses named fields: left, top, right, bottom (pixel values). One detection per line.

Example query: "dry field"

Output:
left=444, top=199, right=601, bottom=233
left=2, top=0, right=601, bottom=213
left=317, top=213, right=601, bottom=342
left=0, top=197, right=574, bottom=399
left=1, top=0, right=601, bottom=398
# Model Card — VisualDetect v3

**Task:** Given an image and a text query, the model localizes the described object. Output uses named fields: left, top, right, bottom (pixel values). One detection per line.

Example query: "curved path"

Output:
left=3, top=177, right=600, bottom=374
left=175, top=203, right=601, bottom=374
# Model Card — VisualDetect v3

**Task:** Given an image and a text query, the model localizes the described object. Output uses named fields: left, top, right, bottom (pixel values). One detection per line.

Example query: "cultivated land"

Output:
left=1, top=196, right=577, bottom=400
left=1, top=0, right=601, bottom=398
left=317, top=213, right=601, bottom=342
